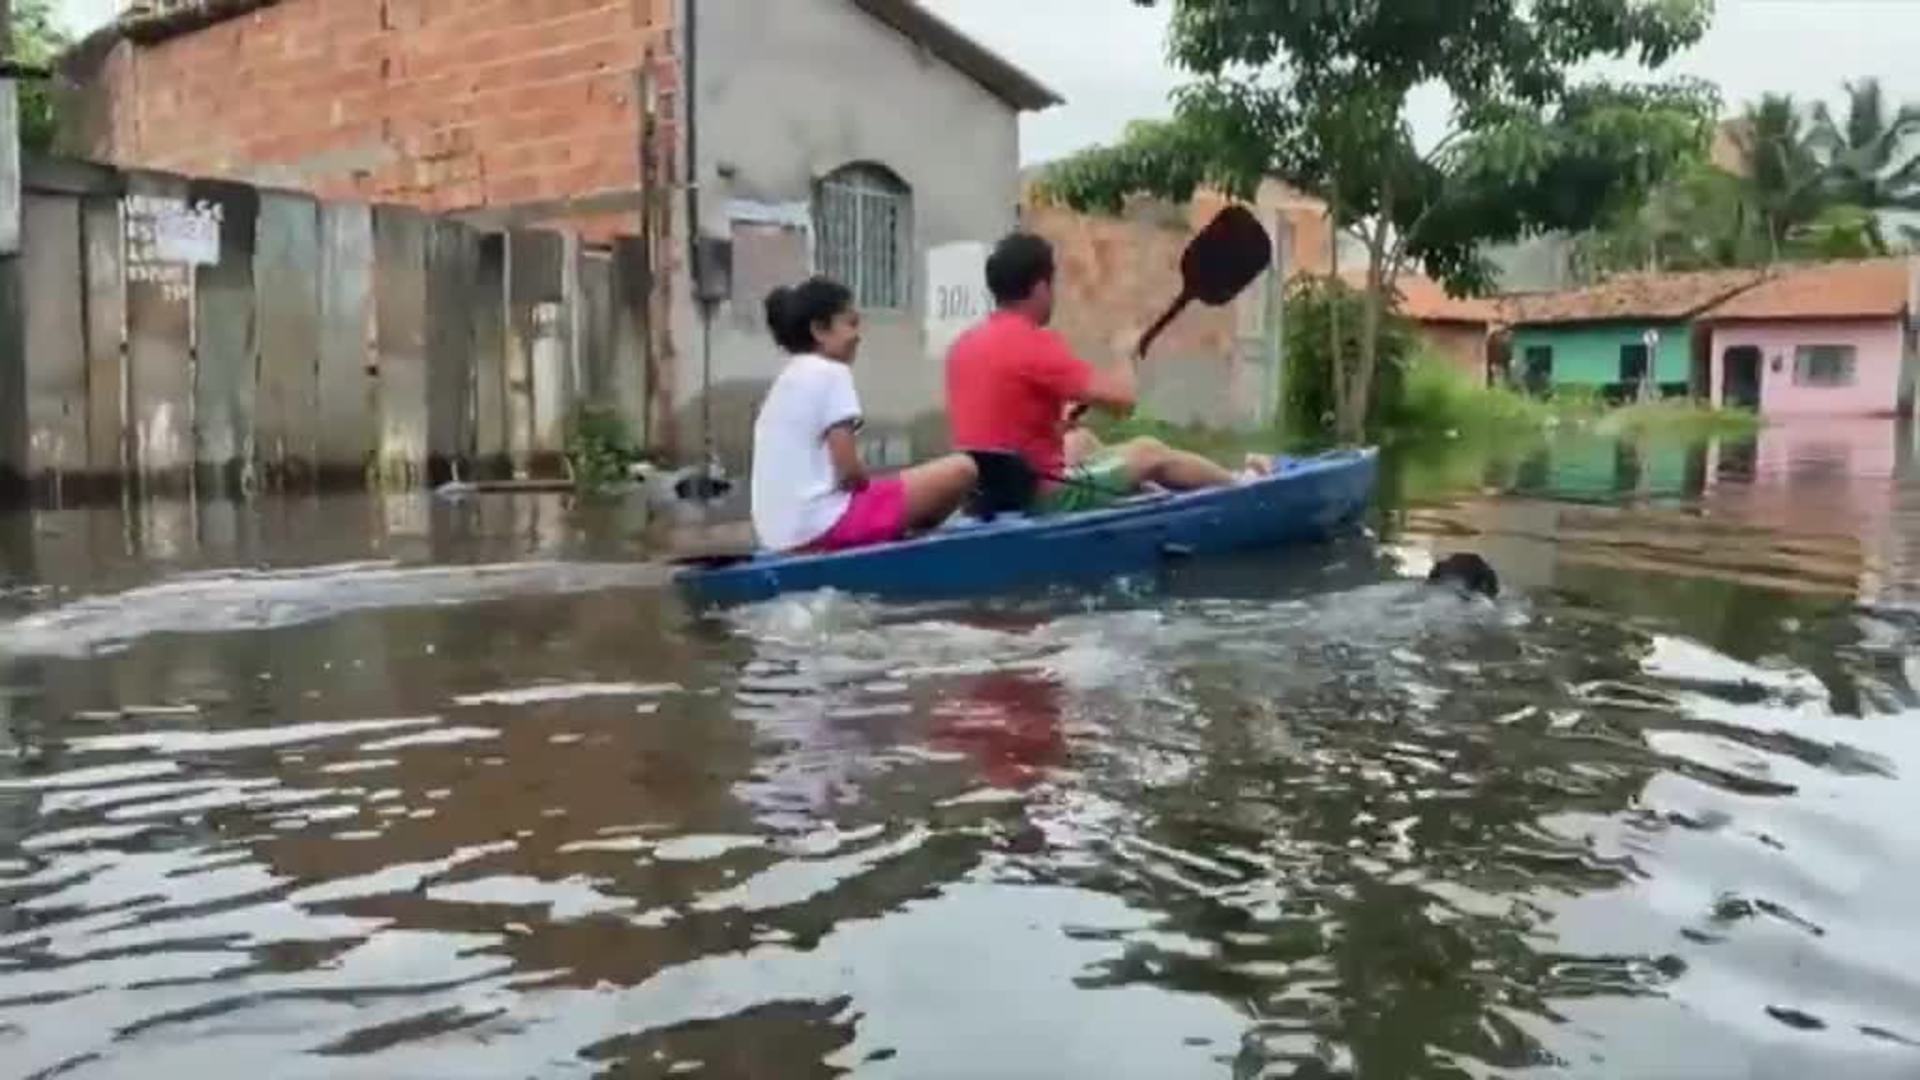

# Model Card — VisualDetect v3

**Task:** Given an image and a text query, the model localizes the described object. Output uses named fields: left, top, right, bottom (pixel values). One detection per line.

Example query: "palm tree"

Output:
left=1734, top=95, right=1828, bottom=260
left=1807, top=79, right=1920, bottom=250
left=1574, top=84, right=1919, bottom=275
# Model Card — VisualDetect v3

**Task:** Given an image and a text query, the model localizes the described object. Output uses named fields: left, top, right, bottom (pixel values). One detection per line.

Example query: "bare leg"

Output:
left=1113, top=436, right=1238, bottom=491
left=1063, top=427, right=1105, bottom=468
left=898, top=454, right=981, bottom=531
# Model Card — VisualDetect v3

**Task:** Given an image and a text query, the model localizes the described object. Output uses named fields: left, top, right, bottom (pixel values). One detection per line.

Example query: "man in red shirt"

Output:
left=946, top=232, right=1265, bottom=512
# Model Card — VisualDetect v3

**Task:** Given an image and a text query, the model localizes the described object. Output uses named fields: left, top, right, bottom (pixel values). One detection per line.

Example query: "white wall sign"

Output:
left=123, top=192, right=222, bottom=299
left=123, top=194, right=223, bottom=303
left=925, top=241, right=992, bottom=360
left=155, top=206, right=222, bottom=265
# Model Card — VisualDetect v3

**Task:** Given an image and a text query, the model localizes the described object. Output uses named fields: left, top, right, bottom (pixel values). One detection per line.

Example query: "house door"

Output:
left=1522, top=346, right=1553, bottom=395
left=1722, top=345, right=1762, bottom=410
left=1619, top=343, right=1651, bottom=398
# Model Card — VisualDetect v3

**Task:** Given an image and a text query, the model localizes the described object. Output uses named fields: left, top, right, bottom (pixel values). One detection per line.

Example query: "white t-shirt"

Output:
left=751, top=353, right=863, bottom=550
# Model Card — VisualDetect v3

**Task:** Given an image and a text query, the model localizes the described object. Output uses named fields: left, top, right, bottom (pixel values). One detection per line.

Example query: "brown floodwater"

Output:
left=3, top=418, right=1920, bottom=1078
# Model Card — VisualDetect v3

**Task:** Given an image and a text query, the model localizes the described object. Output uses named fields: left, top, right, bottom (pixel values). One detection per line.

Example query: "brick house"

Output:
left=1334, top=271, right=1499, bottom=384
left=59, top=0, right=1058, bottom=463
left=1390, top=275, right=1499, bottom=383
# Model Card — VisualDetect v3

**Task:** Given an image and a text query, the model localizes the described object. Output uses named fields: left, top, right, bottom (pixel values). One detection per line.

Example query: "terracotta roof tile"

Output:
left=1387, top=274, right=1500, bottom=324
left=1502, top=269, right=1766, bottom=326
left=1705, top=258, right=1912, bottom=321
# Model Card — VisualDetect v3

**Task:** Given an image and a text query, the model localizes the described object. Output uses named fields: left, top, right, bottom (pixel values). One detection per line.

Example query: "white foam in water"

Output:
left=62, top=716, right=439, bottom=755
left=732, top=591, right=1051, bottom=679
left=1642, top=635, right=1825, bottom=700
left=425, top=874, right=636, bottom=921
left=729, top=590, right=885, bottom=644
left=452, top=682, right=680, bottom=707
left=651, top=834, right=766, bottom=863
left=0, top=561, right=669, bottom=658
left=360, top=725, right=500, bottom=752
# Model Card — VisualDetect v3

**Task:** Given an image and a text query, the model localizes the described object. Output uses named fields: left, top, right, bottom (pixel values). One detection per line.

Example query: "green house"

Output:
left=1504, top=270, right=1765, bottom=400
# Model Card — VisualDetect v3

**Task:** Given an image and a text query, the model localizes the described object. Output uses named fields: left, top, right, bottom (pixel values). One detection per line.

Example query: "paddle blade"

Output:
left=1183, top=205, right=1272, bottom=306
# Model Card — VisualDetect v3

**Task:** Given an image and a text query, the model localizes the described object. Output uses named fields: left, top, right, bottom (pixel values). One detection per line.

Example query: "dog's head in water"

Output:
left=1426, top=553, right=1500, bottom=600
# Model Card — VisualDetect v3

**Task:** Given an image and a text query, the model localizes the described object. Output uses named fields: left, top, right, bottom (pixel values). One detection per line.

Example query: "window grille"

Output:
left=815, top=165, right=910, bottom=310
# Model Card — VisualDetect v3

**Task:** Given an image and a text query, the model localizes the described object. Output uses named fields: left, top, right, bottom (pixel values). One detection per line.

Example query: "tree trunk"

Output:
left=1346, top=234, right=1388, bottom=444
left=1326, top=188, right=1345, bottom=440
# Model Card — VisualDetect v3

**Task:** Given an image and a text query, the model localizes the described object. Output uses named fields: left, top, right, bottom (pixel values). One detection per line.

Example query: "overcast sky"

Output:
left=53, top=0, right=1920, bottom=164
left=921, top=0, right=1920, bottom=164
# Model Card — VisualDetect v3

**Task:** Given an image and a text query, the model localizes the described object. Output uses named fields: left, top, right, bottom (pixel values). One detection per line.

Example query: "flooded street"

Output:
left=4, top=420, right=1920, bottom=1078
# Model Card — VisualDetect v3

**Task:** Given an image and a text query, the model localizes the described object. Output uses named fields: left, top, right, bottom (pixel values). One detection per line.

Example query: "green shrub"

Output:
left=12, top=1, right=68, bottom=154
left=1544, top=385, right=1608, bottom=421
left=1381, top=353, right=1547, bottom=439
left=565, top=406, right=645, bottom=492
left=1281, top=277, right=1414, bottom=440
left=1600, top=399, right=1762, bottom=439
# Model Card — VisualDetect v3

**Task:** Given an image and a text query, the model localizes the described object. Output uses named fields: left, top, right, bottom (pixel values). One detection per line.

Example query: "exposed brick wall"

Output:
left=1021, top=181, right=1335, bottom=371
left=63, top=0, right=679, bottom=231
left=1026, top=198, right=1237, bottom=367
left=1415, top=322, right=1492, bottom=383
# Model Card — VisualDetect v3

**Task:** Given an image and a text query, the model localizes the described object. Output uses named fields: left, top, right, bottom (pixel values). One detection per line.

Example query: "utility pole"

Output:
left=1, top=0, right=21, bottom=499
left=0, top=0, right=19, bottom=256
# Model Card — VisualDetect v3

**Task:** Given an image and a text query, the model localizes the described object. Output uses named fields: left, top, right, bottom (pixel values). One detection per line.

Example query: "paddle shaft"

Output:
left=1135, top=291, right=1193, bottom=362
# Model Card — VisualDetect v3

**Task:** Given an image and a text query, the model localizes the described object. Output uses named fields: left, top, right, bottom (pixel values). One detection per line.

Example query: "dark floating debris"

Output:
left=1709, top=894, right=1827, bottom=937
left=1765, top=1006, right=1827, bottom=1031
left=1859, top=1025, right=1920, bottom=1048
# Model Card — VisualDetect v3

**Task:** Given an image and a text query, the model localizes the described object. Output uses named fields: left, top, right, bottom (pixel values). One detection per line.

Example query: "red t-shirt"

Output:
left=945, top=311, right=1094, bottom=479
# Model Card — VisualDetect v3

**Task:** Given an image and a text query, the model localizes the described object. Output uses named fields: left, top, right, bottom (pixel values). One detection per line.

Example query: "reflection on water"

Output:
left=2, top=422, right=1920, bottom=1077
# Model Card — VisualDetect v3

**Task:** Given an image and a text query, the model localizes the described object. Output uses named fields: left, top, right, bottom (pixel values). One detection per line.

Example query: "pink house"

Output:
left=1705, top=259, right=1918, bottom=417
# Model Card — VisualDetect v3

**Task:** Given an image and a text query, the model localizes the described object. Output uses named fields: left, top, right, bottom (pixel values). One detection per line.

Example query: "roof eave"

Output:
left=1706, top=308, right=1908, bottom=323
left=118, top=0, right=280, bottom=44
left=851, top=0, right=1064, bottom=112
left=1510, top=313, right=1700, bottom=329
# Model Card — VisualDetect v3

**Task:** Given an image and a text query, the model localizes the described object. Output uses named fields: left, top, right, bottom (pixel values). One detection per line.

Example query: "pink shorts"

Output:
left=807, top=476, right=909, bottom=552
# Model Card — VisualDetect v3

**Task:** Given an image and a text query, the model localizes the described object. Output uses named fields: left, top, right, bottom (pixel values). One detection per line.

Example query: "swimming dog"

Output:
left=1426, top=553, right=1500, bottom=600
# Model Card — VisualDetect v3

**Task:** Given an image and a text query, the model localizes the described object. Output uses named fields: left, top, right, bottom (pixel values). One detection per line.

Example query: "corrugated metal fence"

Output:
left=0, top=156, right=651, bottom=503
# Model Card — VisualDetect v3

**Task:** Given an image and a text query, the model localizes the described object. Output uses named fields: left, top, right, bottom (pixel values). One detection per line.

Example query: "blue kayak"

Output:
left=675, top=448, right=1379, bottom=607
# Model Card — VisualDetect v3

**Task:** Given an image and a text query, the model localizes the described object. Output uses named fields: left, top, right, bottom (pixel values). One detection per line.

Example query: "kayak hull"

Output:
left=676, top=448, right=1379, bottom=607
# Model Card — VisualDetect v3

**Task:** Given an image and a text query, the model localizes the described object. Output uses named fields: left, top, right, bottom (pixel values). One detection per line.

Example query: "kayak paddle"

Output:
left=1066, top=203, right=1275, bottom=428
left=1135, top=203, right=1276, bottom=361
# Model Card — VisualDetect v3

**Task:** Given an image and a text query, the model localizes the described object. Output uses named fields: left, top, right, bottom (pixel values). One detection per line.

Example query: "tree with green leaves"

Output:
left=8, top=0, right=69, bottom=153
left=1037, top=0, right=1716, bottom=442
left=1734, top=94, right=1831, bottom=260
left=1571, top=157, right=1760, bottom=278
left=1808, top=78, right=1920, bottom=235
left=1581, top=80, right=1920, bottom=278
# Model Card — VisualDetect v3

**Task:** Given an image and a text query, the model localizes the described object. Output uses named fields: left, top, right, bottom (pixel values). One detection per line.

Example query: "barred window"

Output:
left=1793, top=344, right=1857, bottom=388
left=815, top=164, right=910, bottom=310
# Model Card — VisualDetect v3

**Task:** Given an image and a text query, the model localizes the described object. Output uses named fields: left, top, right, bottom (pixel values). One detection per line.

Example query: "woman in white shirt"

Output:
left=750, top=277, right=979, bottom=553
